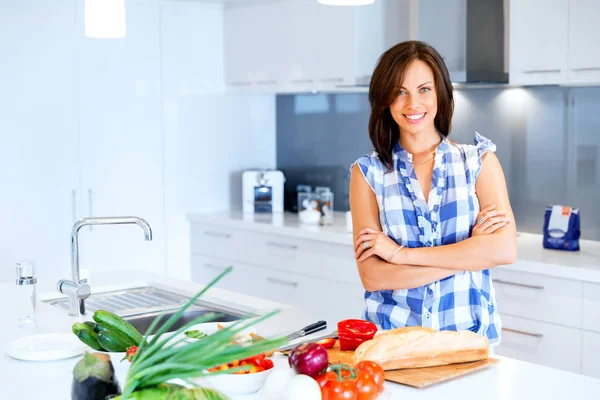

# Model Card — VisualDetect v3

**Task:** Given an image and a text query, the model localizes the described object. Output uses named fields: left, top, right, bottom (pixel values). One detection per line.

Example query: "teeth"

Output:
left=406, top=113, right=425, bottom=120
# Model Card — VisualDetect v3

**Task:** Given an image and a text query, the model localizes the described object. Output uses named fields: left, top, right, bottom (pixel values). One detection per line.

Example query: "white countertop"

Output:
left=3, top=269, right=600, bottom=399
left=187, top=211, right=600, bottom=283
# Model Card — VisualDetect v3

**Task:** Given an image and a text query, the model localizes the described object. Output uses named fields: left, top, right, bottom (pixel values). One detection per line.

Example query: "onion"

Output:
left=288, top=343, right=329, bottom=377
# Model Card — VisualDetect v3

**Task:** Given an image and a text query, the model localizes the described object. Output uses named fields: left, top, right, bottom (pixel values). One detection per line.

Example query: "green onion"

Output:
left=119, top=267, right=287, bottom=399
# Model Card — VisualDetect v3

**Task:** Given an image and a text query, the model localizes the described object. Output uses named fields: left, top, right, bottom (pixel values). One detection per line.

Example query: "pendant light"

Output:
left=317, top=0, right=375, bottom=5
left=85, top=0, right=127, bottom=39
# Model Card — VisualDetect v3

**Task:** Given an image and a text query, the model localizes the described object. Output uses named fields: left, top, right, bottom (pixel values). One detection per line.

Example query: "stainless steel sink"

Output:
left=43, top=286, right=253, bottom=334
left=123, top=307, right=243, bottom=335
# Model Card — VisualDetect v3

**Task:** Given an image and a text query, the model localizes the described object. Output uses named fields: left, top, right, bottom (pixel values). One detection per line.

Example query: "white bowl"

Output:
left=203, top=367, right=273, bottom=395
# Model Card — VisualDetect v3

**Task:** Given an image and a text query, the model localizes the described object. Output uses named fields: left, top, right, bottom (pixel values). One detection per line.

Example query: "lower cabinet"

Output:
left=583, top=331, right=600, bottom=379
left=191, top=253, right=365, bottom=325
left=496, top=314, right=582, bottom=374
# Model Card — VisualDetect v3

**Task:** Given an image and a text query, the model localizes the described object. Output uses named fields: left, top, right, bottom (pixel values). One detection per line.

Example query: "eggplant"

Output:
left=72, top=352, right=121, bottom=400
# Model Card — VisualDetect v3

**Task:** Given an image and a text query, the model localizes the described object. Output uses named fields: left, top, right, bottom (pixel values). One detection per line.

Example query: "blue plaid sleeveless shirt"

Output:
left=352, top=132, right=501, bottom=345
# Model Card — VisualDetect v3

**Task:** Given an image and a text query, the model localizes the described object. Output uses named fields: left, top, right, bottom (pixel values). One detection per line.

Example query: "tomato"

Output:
left=322, top=379, right=358, bottom=400
left=316, top=337, right=337, bottom=349
left=354, top=370, right=378, bottom=400
left=315, top=371, right=337, bottom=389
left=262, top=358, right=274, bottom=370
left=355, top=361, right=385, bottom=393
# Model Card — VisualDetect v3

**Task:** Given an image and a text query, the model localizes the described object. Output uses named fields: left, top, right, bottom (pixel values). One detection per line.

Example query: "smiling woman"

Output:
left=349, top=41, right=518, bottom=348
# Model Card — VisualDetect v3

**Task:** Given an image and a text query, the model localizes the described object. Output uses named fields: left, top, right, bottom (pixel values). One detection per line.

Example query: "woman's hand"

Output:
left=354, top=227, right=402, bottom=263
left=472, top=204, right=511, bottom=236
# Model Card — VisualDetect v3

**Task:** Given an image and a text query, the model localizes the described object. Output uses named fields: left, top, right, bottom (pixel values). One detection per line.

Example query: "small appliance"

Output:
left=242, top=170, right=285, bottom=213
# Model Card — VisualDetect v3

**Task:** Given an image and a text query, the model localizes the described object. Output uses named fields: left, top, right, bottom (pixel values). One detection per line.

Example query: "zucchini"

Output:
left=93, top=310, right=143, bottom=345
left=94, top=324, right=112, bottom=333
left=83, top=321, right=98, bottom=331
left=72, top=323, right=104, bottom=351
left=96, top=330, right=136, bottom=353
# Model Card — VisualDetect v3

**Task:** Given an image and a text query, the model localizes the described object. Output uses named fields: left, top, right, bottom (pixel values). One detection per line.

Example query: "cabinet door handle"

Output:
left=203, top=263, right=228, bottom=271
left=266, top=276, right=298, bottom=288
left=265, top=241, right=298, bottom=250
left=503, top=327, right=544, bottom=338
left=203, top=231, right=232, bottom=239
left=494, top=279, right=544, bottom=290
left=290, top=79, right=314, bottom=84
left=71, top=190, right=77, bottom=223
left=88, top=188, right=93, bottom=231
left=255, top=80, right=277, bottom=85
left=229, top=81, right=252, bottom=87
left=320, top=77, right=344, bottom=83
left=522, top=69, right=560, bottom=74
left=570, top=67, right=600, bottom=72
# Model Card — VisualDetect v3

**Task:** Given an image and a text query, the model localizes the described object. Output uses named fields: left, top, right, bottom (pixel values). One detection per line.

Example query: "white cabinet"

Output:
left=223, top=0, right=412, bottom=92
left=509, top=0, right=569, bottom=85
left=0, top=0, right=79, bottom=282
left=568, top=0, right=600, bottom=84
left=497, top=314, right=582, bottom=374
left=76, top=1, right=165, bottom=275
left=582, top=331, right=600, bottom=379
left=583, top=282, right=600, bottom=333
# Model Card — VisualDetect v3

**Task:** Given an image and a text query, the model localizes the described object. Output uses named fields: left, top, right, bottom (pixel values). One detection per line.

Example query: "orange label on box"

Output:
left=562, top=206, right=571, bottom=216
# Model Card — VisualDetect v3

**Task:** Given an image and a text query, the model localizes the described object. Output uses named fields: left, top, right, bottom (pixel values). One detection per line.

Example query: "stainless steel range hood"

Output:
left=418, top=0, right=509, bottom=84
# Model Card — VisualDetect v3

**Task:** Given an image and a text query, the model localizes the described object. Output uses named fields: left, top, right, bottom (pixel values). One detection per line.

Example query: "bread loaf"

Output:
left=352, top=327, right=489, bottom=370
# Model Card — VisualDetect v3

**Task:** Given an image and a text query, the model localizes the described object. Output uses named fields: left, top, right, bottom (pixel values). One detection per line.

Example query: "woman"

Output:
left=350, top=41, right=517, bottom=346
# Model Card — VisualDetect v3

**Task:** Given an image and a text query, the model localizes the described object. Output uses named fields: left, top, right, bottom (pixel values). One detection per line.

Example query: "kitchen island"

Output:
left=2, top=269, right=599, bottom=399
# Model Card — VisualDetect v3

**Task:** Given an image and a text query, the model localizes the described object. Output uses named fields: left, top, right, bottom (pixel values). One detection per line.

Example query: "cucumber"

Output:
left=96, top=330, right=136, bottom=352
left=93, top=310, right=143, bottom=345
left=83, top=321, right=98, bottom=331
left=72, top=322, right=103, bottom=351
left=95, top=323, right=112, bottom=333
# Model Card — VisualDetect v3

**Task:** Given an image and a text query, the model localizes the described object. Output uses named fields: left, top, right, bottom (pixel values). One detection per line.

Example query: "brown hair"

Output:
left=368, top=41, right=454, bottom=171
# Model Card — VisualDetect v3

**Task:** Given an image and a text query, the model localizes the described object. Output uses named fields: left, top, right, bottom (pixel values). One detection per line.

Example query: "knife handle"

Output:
left=301, top=320, right=327, bottom=336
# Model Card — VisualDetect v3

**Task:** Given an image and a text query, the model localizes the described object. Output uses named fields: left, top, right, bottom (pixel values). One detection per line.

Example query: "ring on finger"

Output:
left=363, top=241, right=370, bottom=249
left=477, top=216, right=486, bottom=225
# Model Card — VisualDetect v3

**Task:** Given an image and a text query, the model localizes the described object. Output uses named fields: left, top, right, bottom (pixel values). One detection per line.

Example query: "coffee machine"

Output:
left=242, top=170, right=285, bottom=213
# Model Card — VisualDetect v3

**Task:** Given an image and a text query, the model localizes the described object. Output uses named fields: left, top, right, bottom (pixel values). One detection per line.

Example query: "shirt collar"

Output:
left=393, top=134, right=450, bottom=162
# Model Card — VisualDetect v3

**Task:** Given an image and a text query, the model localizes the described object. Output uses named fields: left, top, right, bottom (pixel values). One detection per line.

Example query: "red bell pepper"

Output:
left=337, top=319, right=377, bottom=351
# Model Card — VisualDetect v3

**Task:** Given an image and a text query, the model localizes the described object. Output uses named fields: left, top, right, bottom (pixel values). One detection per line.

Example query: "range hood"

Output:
left=417, top=0, right=509, bottom=84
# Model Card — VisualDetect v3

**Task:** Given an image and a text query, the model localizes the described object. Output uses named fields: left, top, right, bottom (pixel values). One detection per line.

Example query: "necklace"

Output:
left=412, top=151, right=436, bottom=165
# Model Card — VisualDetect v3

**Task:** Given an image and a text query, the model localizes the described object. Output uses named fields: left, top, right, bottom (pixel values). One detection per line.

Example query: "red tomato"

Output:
left=262, top=358, right=274, bottom=370
left=315, top=371, right=337, bottom=389
left=355, top=361, right=385, bottom=393
left=354, top=370, right=379, bottom=400
left=316, top=337, right=337, bottom=349
left=322, top=379, right=358, bottom=400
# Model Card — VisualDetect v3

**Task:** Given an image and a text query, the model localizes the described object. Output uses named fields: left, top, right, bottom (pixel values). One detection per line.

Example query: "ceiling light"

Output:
left=85, top=0, right=127, bottom=39
left=317, top=0, right=375, bottom=5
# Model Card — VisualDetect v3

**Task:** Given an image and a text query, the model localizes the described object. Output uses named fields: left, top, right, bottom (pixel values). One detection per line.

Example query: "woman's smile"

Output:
left=403, top=112, right=426, bottom=124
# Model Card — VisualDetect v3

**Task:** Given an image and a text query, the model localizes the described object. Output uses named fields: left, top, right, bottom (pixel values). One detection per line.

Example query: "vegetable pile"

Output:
left=72, top=310, right=144, bottom=355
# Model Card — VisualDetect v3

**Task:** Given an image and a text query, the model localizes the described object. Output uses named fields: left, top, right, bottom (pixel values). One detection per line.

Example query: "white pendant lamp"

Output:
left=318, top=0, right=375, bottom=5
left=85, top=0, right=127, bottom=39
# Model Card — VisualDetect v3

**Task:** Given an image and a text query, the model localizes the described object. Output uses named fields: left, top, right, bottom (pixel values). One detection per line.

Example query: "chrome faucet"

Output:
left=57, top=216, right=153, bottom=317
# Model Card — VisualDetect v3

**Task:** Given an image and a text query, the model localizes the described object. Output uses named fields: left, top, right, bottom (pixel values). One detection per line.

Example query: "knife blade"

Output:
left=279, top=329, right=338, bottom=352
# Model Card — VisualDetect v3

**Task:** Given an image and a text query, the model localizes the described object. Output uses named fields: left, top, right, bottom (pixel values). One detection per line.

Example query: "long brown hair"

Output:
left=368, top=41, right=454, bottom=171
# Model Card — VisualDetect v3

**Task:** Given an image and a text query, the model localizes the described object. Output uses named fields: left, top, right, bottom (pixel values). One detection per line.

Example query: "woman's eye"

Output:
left=421, top=87, right=431, bottom=93
left=398, top=90, right=407, bottom=95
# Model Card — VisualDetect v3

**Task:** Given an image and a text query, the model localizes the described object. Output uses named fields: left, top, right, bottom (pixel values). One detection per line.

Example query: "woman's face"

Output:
left=389, top=59, right=438, bottom=137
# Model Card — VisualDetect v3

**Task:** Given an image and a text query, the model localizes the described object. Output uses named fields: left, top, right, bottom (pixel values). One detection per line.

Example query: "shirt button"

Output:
left=428, top=288, right=433, bottom=295
left=424, top=312, right=431, bottom=319
left=434, top=205, right=439, bottom=212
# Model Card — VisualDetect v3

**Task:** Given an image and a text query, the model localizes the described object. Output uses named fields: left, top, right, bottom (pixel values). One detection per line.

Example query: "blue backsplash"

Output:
left=276, top=86, right=600, bottom=241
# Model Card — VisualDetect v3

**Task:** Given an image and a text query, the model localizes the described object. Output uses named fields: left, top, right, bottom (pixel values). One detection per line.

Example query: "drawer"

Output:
left=191, top=223, right=362, bottom=286
left=491, top=268, right=583, bottom=328
left=496, top=314, right=581, bottom=374
left=583, top=282, right=600, bottom=332
left=582, top=331, right=600, bottom=379
left=191, top=254, right=365, bottom=325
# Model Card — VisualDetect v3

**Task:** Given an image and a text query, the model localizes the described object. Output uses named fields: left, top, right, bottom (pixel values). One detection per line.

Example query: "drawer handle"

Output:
left=522, top=69, right=560, bottom=74
left=266, top=277, right=298, bottom=288
left=571, top=67, right=600, bottom=72
left=265, top=241, right=298, bottom=250
left=203, top=230, right=232, bottom=239
left=291, top=79, right=314, bottom=84
left=203, top=263, right=227, bottom=271
left=503, top=327, right=544, bottom=339
left=494, top=279, right=544, bottom=290
left=320, top=77, right=344, bottom=83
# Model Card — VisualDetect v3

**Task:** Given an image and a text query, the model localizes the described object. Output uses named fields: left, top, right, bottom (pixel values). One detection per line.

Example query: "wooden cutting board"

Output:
left=326, top=344, right=499, bottom=388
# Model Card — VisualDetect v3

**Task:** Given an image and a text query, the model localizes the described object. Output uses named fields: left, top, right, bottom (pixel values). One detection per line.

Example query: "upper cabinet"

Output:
left=568, top=0, right=600, bottom=84
left=224, top=0, right=413, bottom=92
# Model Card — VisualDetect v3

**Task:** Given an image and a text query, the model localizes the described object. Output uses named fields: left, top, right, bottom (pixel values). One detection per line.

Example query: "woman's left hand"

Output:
left=354, top=227, right=402, bottom=263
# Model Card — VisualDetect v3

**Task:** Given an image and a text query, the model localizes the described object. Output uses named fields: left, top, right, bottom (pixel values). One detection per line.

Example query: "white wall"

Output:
left=0, top=0, right=276, bottom=282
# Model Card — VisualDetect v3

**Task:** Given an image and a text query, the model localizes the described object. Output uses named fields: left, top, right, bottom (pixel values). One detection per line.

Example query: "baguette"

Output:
left=352, top=327, right=489, bottom=370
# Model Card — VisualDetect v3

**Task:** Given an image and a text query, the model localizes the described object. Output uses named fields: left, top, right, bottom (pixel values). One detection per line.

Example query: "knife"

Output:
left=283, top=320, right=327, bottom=343
left=279, top=328, right=338, bottom=352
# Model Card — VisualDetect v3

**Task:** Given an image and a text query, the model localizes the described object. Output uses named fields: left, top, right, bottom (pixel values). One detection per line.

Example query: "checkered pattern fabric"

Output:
left=352, top=132, right=502, bottom=345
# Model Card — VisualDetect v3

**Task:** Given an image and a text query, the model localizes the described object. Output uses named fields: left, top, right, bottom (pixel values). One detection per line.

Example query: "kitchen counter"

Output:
left=2, top=269, right=600, bottom=399
left=188, top=211, right=600, bottom=283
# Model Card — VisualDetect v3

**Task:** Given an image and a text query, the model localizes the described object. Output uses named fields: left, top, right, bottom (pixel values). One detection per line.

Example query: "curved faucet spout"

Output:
left=62, top=216, right=153, bottom=316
